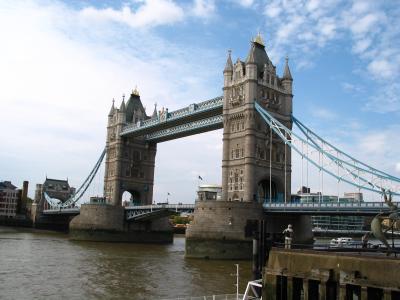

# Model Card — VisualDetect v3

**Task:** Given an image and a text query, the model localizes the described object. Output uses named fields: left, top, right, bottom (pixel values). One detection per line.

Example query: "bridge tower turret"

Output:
left=221, top=33, right=292, bottom=204
left=104, top=89, right=157, bottom=206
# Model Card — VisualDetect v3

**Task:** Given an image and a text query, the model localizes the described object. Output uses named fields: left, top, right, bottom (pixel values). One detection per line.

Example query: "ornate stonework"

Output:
left=221, top=37, right=293, bottom=203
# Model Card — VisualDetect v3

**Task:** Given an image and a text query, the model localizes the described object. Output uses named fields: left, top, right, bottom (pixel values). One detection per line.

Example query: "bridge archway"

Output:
left=121, top=190, right=141, bottom=206
left=257, top=178, right=283, bottom=203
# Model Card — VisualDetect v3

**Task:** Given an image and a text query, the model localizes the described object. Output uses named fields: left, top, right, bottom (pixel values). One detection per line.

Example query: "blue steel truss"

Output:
left=145, top=115, right=223, bottom=142
left=121, top=96, right=223, bottom=137
left=255, top=101, right=400, bottom=197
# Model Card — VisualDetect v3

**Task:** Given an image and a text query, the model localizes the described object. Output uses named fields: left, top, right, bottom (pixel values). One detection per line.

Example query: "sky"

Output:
left=0, top=0, right=399, bottom=203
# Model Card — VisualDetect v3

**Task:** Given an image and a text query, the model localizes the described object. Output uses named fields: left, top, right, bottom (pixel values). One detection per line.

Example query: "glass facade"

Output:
left=296, top=193, right=364, bottom=231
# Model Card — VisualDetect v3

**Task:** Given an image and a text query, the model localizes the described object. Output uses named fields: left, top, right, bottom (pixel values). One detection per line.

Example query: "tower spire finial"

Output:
left=283, top=55, right=292, bottom=80
left=253, top=31, right=265, bottom=46
left=152, top=102, right=158, bottom=118
left=224, top=49, right=233, bottom=72
left=109, top=98, right=115, bottom=116
left=132, top=85, right=140, bottom=96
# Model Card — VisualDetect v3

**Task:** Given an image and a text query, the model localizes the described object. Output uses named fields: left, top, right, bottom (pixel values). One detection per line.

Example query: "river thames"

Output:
left=0, top=226, right=252, bottom=299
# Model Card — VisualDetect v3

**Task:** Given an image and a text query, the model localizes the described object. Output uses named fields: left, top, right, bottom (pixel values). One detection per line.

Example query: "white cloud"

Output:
left=349, top=13, right=381, bottom=35
left=0, top=1, right=221, bottom=202
left=234, top=0, right=255, bottom=8
left=261, top=0, right=400, bottom=111
left=341, top=82, right=364, bottom=93
left=367, top=59, right=395, bottom=78
left=192, top=0, right=216, bottom=18
left=396, top=163, right=400, bottom=174
left=311, top=107, right=337, bottom=120
left=80, top=0, right=184, bottom=28
left=264, top=1, right=281, bottom=18
left=365, top=83, right=400, bottom=113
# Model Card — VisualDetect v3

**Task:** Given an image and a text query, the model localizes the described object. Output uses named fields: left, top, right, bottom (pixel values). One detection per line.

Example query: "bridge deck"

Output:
left=263, top=202, right=399, bottom=216
left=120, top=97, right=223, bottom=142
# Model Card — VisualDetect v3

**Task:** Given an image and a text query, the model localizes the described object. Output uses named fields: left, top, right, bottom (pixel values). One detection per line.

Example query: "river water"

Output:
left=0, top=226, right=252, bottom=300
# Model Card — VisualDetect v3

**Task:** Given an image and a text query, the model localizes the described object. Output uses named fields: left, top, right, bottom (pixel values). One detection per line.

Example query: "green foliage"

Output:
left=170, top=215, right=190, bottom=225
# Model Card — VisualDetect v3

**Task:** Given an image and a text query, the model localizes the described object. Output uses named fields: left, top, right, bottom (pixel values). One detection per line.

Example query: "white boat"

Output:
left=330, top=237, right=353, bottom=248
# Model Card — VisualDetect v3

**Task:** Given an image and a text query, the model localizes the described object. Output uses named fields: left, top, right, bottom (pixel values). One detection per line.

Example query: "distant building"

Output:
left=34, top=178, right=75, bottom=210
left=294, top=188, right=364, bottom=231
left=90, top=196, right=106, bottom=204
left=197, top=185, right=222, bottom=201
left=0, top=181, right=20, bottom=218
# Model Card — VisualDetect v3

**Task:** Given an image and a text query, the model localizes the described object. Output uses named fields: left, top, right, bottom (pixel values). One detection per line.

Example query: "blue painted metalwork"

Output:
left=145, top=115, right=223, bottom=142
left=120, top=96, right=223, bottom=137
left=293, top=116, right=400, bottom=182
left=44, top=148, right=106, bottom=209
left=42, top=207, right=80, bottom=215
left=125, top=204, right=195, bottom=221
left=263, top=201, right=400, bottom=216
left=255, top=102, right=400, bottom=196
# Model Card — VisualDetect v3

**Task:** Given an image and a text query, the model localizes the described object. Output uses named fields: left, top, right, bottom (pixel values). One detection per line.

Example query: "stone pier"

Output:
left=263, top=248, right=400, bottom=299
left=69, top=204, right=173, bottom=243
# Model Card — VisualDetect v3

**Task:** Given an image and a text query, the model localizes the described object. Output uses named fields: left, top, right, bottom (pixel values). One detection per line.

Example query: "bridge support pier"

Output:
left=185, top=201, right=313, bottom=259
left=69, top=204, right=173, bottom=243
left=185, top=201, right=264, bottom=259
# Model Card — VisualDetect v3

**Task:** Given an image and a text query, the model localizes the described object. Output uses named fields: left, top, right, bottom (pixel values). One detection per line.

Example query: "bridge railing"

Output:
left=42, top=207, right=80, bottom=214
left=125, top=204, right=195, bottom=211
left=263, top=201, right=400, bottom=210
left=145, top=115, right=223, bottom=141
left=121, top=97, right=223, bottom=135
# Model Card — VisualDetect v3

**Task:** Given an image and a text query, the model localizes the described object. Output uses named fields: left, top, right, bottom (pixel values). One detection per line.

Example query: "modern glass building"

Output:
left=293, top=189, right=365, bottom=231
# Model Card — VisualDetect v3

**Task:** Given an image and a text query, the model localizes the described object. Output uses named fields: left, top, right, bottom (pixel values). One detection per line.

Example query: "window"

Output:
left=133, top=151, right=140, bottom=161
left=235, top=148, right=240, bottom=158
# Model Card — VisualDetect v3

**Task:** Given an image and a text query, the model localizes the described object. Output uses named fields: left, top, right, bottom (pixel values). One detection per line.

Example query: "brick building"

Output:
left=0, top=181, right=20, bottom=218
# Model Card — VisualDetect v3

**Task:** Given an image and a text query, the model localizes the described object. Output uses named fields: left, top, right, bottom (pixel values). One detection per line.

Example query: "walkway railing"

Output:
left=162, top=294, right=244, bottom=300
left=125, top=204, right=195, bottom=211
left=121, top=96, right=223, bottom=136
left=42, top=207, right=80, bottom=215
left=263, top=201, right=400, bottom=211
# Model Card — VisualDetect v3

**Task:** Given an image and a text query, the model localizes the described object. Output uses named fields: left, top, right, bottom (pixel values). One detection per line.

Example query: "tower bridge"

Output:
left=40, top=33, right=400, bottom=259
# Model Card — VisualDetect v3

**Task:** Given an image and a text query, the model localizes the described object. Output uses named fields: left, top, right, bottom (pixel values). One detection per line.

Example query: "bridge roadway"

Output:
left=120, top=96, right=223, bottom=142
left=43, top=201, right=399, bottom=219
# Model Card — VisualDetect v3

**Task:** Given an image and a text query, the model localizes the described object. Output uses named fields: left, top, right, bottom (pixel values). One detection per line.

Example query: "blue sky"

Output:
left=0, top=0, right=399, bottom=202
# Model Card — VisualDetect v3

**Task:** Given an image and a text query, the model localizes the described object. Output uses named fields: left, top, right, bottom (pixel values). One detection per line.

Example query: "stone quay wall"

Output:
left=264, top=248, right=400, bottom=300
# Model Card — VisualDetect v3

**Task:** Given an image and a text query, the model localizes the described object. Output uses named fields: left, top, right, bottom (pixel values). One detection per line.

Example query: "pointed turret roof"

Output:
left=282, top=56, right=293, bottom=80
left=126, top=86, right=147, bottom=121
left=108, top=99, right=115, bottom=116
left=132, top=86, right=140, bottom=97
left=224, top=50, right=233, bottom=72
left=152, top=103, right=158, bottom=118
left=120, top=97, right=126, bottom=112
left=246, top=33, right=270, bottom=69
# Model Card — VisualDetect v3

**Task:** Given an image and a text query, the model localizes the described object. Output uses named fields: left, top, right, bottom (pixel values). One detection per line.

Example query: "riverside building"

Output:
left=293, top=189, right=364, bottom=232
left=0, top=181, right=19, bottom=218
left=34, top=178, right=75, bottom=210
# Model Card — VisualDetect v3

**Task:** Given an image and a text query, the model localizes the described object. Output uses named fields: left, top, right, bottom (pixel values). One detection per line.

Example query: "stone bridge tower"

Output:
left=186, top=34, right=301, bottom=259
left=104, top=89, right=157, bottom=206
left=221, top=34, right=293, bottom=204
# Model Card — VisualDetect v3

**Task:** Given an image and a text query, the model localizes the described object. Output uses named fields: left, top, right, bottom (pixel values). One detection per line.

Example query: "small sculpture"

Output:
left=371, top=189, right=399, bottom=255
